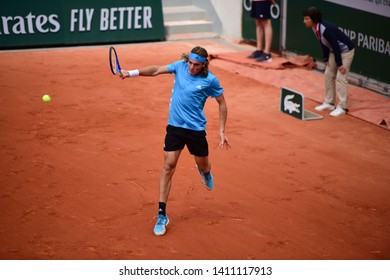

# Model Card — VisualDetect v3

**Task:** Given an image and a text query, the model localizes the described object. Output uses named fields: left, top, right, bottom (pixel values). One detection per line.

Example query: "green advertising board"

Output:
left=0, top=0, right=165, bottom=49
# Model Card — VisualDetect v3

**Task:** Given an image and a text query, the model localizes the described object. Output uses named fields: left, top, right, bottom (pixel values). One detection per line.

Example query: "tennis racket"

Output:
left=109, top=46, right=122, bottom=75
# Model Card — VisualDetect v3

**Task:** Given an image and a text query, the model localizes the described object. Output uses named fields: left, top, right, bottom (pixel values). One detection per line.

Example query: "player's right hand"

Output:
left=119, top=70, right=129, bottom=79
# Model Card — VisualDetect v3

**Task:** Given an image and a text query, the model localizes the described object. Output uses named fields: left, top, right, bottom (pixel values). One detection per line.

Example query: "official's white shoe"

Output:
left=315, top=103, right=335, bottom=111
left=330, top=106, right=347, bottom=117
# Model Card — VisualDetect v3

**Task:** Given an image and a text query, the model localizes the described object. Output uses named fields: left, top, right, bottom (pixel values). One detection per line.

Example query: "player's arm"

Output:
left=215, top=94, right=231, bottom=149
left=120, top=65, right=169, bottom=79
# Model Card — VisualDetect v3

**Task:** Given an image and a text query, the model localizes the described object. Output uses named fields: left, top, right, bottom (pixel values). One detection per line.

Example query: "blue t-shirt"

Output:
left=167, top=60, right=224, bottom=131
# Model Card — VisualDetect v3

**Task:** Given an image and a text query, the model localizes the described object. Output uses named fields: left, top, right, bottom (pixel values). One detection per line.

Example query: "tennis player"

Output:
left=120, top=46, right=230, bottom=236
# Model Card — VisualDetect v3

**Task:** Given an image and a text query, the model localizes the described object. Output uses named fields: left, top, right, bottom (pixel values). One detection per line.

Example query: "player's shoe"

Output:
left=153, top=214, right=169, bottom=236
left=196, top=165, right=214, bottom=191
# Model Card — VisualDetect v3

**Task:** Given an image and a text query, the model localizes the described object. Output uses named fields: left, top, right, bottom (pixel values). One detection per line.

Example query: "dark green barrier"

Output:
left=0, top=0, right=165, bottom=49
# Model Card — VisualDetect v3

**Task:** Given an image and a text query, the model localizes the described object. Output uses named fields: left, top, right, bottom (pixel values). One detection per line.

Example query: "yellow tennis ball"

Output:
left=42, top=94, right=51, bottom=103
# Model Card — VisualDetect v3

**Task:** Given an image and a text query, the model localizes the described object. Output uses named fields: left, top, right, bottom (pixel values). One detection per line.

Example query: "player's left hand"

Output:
left=219, top=132, right=231, bottom=150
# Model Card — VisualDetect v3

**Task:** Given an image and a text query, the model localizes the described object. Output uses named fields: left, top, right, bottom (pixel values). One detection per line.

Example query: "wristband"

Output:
left=128, top=69, right=139, bottom=77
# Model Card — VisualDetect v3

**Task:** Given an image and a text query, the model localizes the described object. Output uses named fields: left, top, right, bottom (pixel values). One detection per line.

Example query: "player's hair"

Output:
left=182, top=46, right=209, bottom=77
left=302, top=6, right=322, bottom=24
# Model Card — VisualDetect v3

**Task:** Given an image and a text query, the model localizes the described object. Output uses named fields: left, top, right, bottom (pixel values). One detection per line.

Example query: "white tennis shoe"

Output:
left=315, top=103, right=335, bottom=111
left=330, top=106, right=347, bottom=117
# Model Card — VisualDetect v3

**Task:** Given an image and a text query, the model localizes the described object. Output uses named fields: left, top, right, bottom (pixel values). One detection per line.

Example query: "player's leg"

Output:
left=159, top=125, right=185, bottom=204
left=154, top=150, right=181, bottom=236
left=186, top=129, right=214, bottom=190
left=195, top=155, right=211, bottom=175
left=154, top=125, right=184, bottom=236
left=195, top=156, right=214, bottom=190
left=159, top=150, right=182, bottom=203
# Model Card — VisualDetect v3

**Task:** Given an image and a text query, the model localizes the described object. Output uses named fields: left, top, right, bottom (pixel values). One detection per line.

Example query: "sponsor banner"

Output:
left=0, top=0, right=165, bottom=49
left=324, top=0, right=390, bottom=18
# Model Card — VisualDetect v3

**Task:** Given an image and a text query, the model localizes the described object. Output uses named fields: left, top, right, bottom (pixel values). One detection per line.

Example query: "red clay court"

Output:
left=0, top=39, right=389, bottom=260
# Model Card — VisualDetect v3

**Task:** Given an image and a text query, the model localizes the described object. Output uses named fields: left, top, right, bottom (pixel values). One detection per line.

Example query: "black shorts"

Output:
left=164, top=125, right=209, bottom=157
left=250, top=1, right=272, bottom=20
